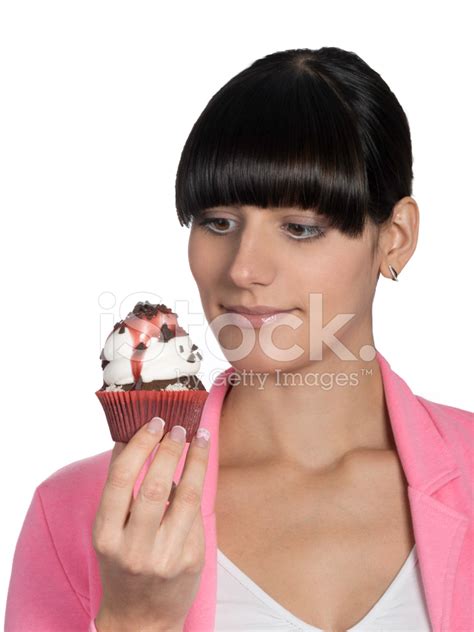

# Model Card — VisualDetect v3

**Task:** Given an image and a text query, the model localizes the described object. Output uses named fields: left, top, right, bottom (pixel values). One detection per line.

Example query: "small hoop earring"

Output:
left=388, top=264, right=399, bottom=282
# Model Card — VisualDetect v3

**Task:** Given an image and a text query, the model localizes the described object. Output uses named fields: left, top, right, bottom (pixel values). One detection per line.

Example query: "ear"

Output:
left=378, top=196, right=420, bottom=279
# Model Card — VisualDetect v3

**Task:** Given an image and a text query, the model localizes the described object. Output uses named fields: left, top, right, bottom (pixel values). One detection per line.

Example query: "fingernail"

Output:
left=147, top=417, right=165, bottom=434
left=169, top=425, right=186, bottom=444
left=194, top=427, right=210, bottom=448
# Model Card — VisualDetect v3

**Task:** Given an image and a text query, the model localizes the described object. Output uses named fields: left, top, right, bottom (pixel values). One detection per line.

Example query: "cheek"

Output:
left=188, top=231, right=221, bottom=317
left=327, top=249, right=374, bottom=325
left=187, top=231, right=203, bottom=281
left=297, top=243, right=372, bottom=323
left=188, top=232, right=215, bottom=286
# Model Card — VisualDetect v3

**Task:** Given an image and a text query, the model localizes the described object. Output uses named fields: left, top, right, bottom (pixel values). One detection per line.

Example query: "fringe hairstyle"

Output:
left=175, top=47, right=413, bottom=238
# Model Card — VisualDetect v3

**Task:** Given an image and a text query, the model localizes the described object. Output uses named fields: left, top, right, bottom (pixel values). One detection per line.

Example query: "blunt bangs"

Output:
left=175, top=47, right=413, bottom=239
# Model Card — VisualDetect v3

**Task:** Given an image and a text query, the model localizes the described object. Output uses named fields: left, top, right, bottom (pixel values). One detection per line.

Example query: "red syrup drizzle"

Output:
left=116, top=306, right=187, bottom=389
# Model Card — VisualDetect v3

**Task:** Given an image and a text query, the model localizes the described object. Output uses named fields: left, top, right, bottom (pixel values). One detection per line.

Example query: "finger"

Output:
left=125, top=425, right=188, bottom=546
left=160, top=428, right=211, bottom=550
left=111, top=441, right=126, bottom=462
left=177, top=507, right=205, bottom=574
left=128, top=481, right=176, bottom=514
left=97, top=417, right=167, bottom=534
left=183, top=503, right=205, bottom=556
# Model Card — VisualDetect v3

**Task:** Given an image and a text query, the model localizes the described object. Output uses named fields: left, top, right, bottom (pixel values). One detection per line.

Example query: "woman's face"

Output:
left=188, top=205, right=382, bottom=373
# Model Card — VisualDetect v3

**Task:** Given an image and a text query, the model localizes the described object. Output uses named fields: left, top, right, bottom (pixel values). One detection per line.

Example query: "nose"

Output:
left=228, top=226, right=276, bottom=288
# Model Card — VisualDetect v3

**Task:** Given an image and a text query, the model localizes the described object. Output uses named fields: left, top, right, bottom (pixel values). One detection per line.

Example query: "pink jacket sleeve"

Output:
left=5, top=486, right=94, bottom=631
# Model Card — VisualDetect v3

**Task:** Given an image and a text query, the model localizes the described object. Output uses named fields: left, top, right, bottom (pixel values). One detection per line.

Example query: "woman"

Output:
left=5, top=47, right=473, bottom=632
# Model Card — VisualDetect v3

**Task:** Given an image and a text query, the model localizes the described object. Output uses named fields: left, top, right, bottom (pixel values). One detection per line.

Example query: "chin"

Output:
left=223, top=348, right=311, bottom=376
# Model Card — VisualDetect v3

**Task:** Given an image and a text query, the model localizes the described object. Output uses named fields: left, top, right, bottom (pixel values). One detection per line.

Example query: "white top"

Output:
left=215, top=544, right=432, bottom=631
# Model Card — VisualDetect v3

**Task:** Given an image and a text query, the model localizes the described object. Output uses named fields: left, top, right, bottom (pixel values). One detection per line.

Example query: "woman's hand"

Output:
left=92, top=417, right=211, bottom=632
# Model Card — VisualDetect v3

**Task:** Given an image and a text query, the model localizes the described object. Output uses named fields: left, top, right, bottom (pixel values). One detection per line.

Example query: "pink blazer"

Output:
left=5, top=350, right=473, bottom=631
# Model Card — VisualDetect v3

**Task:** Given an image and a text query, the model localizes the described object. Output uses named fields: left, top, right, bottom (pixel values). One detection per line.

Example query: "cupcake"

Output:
left=96, top=300, right=208, bottom=443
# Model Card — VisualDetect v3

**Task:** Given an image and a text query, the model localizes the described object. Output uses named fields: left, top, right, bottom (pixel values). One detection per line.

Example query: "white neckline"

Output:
left=217, top=544, right=418, bottom=631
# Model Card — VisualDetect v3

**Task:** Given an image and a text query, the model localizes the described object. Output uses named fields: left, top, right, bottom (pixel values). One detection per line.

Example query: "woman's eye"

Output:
left=196, top=218, right=236, bottom=234
left=284, top=223, right=326, bottom=241
left=196, top=218, right=326, bottom=242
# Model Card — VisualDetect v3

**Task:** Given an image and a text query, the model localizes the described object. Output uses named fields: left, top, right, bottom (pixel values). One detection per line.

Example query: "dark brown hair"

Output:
left=175, top=47, right=413, bottom=238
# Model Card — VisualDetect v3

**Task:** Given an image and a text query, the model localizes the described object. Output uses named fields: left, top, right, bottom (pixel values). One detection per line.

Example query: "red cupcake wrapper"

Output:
left=95, top=389, right=209, bottom=443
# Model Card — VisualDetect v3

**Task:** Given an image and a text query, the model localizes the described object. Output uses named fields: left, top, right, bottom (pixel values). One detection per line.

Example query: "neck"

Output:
left=219, top=352, right=396, bottom=473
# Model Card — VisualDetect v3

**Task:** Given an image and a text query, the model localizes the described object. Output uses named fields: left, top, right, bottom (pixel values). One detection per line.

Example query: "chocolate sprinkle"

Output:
left=161, top=323, right=175, bottom=342
left=101, top=359, right=110, bottom=369
left=118, top=324, right=126, bottom=334
left=135, top=342, right=147, bottom=350
left=132, top=300, right=173, bottom=321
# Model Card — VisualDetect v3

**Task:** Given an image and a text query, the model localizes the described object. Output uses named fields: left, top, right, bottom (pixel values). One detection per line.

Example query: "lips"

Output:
left=223, top=304, right=293, bottom=315
left=221, top=305, right=295, bottom=329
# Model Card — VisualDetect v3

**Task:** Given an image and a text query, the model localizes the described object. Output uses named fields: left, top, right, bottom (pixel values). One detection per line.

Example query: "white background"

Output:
left=1, top=0, right=473, bottom=622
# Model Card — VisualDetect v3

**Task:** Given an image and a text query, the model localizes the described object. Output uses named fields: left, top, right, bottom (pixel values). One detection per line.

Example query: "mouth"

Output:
left=221, top=304, right=296, bottom=328
left=222, top=304, right=295, bottom=316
